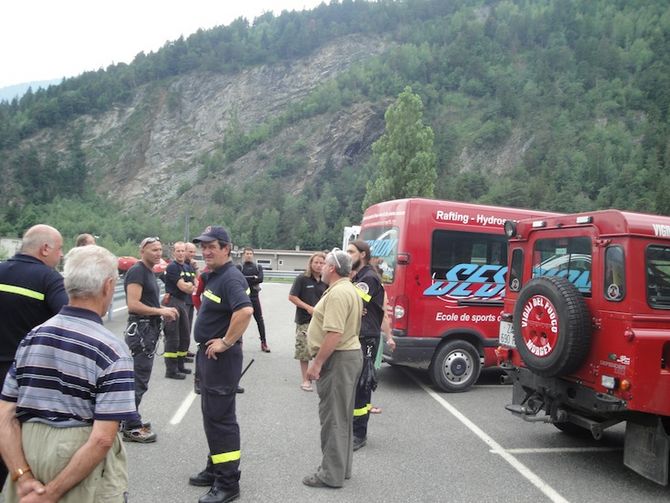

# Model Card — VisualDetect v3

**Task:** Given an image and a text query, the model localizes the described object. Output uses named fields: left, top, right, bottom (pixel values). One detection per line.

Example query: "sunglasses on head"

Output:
left=140, top=236, right=160, bottom=249
left=330, top=247, right=342, bottom=268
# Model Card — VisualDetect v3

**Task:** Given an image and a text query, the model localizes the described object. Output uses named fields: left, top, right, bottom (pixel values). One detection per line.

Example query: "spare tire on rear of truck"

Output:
left=513, top=276, right=591, bottom=377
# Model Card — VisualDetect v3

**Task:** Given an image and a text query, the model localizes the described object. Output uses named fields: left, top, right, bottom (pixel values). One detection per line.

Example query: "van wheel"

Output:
left=430, top=340, right=481, bottom=392
left=513, top=276, right=591, bottom=377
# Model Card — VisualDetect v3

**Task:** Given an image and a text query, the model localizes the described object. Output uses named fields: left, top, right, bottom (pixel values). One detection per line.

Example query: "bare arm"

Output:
left=0, top=400, right=45, bottom=498
left=382, top=293, right=396, bottom=351
left=288, top=294, right=314, bottom=315
left=126, top=283, right=178, bottom=320
left=21, top=420, right=120, bottom=503
left=205, top=306, right=254, bottom=359
left=306, top=331, right=342, bottom=381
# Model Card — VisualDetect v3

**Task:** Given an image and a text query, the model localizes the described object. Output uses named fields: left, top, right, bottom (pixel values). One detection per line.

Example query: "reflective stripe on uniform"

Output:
left=354, top=285, right=371, bottom=303
left=204, top=289, right=221, bottom=303
left=176, top=351, right=188, bottom=357
left=163, top=352, right=179, bottom=358
left=0, top=284, right=45, bottom=301
left=211, top=450, right=241, bottom=464
left=353, top=405, right=370, bottom=417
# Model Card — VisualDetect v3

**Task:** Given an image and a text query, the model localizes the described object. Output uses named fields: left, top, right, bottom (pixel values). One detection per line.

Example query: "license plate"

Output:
left=498, top=321, right=516, bottom=348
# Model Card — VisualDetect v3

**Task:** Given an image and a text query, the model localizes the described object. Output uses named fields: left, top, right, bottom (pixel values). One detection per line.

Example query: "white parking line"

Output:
left=405, top=370, right=570, bottom=503
left=505, top=447, right=621, bottom=454
left=170, top=391, right=198, bottom=425
left=113, top=305, right=127, bottom=313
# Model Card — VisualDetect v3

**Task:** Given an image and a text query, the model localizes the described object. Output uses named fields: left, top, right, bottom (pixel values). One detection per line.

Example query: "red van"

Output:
left=359, top=198, right=559, bottom=391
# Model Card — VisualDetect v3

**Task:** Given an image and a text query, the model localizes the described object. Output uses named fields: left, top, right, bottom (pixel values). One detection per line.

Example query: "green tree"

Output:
left=363, top=86, right=437, bottom=209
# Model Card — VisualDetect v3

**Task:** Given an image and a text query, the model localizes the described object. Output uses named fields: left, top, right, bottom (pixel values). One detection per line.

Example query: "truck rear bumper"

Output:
left=382, top=337, right=439, bottom=370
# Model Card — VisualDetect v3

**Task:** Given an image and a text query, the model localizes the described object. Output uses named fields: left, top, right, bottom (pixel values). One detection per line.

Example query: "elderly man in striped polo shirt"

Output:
left=0, top=245, right=136, bottom=502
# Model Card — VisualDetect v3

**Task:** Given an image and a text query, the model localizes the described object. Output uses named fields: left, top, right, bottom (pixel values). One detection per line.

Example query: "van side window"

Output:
left=604, top=246, right=625, bottom=301
left=647, top=245, right=670, bottom=309
left=431, top=231, right=507, bottom=280
left=509, top=249, right=523, bottom=292
left=532, top=237, right=592, bottom=295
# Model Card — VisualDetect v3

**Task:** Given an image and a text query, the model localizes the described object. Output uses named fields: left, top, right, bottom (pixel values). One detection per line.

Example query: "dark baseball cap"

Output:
left=192, top=226, right=230, bottom=244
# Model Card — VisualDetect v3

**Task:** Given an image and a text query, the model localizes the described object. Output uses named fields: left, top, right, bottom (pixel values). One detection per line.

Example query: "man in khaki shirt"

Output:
left=303, top=249, right=363, bottom=489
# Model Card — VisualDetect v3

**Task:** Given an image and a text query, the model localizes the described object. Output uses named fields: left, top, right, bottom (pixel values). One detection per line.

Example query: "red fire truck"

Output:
left=497, top=209, right=670, bottom=484
left=359, top=198, right=559, bottom=392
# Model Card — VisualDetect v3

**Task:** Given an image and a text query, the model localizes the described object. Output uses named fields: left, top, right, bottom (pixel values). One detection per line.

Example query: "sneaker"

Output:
left=261, top=342, right=271, bottom=353
left=122, top=426, right=157, bottom=443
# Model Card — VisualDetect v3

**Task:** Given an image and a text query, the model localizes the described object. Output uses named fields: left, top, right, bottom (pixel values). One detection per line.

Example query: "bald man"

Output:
left=0, top=224, right=68, bottom=488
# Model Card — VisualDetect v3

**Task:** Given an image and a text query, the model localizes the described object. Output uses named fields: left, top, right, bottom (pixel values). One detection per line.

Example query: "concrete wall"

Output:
left=0, top=238, right=22, bottom=259
left=232, top=248, right=319, bottom=271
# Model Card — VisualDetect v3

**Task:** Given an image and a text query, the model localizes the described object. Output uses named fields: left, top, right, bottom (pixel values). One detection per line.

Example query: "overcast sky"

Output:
left=0, top=0, right=327, bottom=88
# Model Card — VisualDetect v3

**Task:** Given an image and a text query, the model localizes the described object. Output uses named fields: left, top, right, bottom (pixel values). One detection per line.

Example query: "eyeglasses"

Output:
left=330, top=247, right=342, bottom=269
left=140, top=236, right=160, bottom=249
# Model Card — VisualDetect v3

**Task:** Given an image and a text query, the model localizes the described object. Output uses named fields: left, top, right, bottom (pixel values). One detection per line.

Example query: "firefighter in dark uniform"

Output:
left=188, top=226, right=253, bottom=503
left=163, top=241, right=195, bottom=379
left=0, top=224, right=68, bottom=488
left=346, top=239, right=385, bottom=451
left=237, top=247, right=270, bottom=352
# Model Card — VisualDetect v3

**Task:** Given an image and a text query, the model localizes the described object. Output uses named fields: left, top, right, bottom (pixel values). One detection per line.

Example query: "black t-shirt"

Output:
left=124, top=261, right=160, bottom=312
left=237, top=261, right=263, bottom=296
left=352, top=264, right=385, bottom=338
left=289, top=274, right=327, bottom=325
left=194, top=262, right=252, bottom=344
left=165, top=261, right=189, bottom=301
left=0, top=254, right=68, bottom=362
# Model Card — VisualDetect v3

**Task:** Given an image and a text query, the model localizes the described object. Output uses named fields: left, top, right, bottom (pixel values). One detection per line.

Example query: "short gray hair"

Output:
left=64, top=245, right=118, bottom=299
left=326, top=249, right=352, bottom=277
left=20, top=224, right=59, bottom=253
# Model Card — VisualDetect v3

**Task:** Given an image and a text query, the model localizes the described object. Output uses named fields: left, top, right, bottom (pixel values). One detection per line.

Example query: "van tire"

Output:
left=513, top=276, right=591, bottom=377
left=429, top=340, right=481, bottom=392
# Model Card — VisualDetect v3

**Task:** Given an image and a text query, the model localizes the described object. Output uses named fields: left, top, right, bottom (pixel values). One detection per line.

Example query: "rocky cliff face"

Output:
left=31, top=34, right=388, bottom=218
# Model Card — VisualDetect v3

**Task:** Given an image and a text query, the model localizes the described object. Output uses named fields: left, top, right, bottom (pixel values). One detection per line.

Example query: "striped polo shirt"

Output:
left=0, top=306, right=136, bottom=427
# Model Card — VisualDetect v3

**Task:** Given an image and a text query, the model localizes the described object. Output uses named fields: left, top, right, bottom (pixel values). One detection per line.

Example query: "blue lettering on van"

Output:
left=533, top=268, right=591, bottom=293
left=424, top=264, right=507, bottom=298
left=368, top=238, right=398, bottom=257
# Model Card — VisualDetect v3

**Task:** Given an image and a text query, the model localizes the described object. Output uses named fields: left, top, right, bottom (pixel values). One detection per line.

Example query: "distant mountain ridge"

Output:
left=0, top=79, right=62, bottom=102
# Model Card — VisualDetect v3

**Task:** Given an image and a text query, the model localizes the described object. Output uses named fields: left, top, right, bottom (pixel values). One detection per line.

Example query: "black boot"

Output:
left=198, top=485, right=240, bottom=503
left=177, top=356, right=192, bottom=374
left=165, top=358, right=186, bottom=380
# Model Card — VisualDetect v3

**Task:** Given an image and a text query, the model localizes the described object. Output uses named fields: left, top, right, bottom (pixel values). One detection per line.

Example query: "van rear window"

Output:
left=360, top=226, right=399, bottom=284
left=430, top=230, right=507, bottom=280
left=647, top=245, right=670, bottom=309
left=532, top=237, right=592, bottom=295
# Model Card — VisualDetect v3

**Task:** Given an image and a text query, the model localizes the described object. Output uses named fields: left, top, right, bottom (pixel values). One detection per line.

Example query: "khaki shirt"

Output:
left=307, top=277, right=362, bottom=356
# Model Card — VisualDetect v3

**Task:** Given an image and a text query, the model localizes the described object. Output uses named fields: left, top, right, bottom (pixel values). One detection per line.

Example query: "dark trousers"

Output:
left=353, top=336, right=379, bottom=440
left=185, top=302, right=195, bottom=329
left=199, top=343, right=242, bottom=490
left=250, top=295, right=266, bottom=343
left=124, top=317, right=161, bottom=429
left=164, top=298, right=190, bottom=368
left=0, top=360, right=11, bottom=488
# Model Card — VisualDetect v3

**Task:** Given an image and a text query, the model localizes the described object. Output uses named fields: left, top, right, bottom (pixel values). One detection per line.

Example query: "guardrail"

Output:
left=264, top=270, right=301, bottom=281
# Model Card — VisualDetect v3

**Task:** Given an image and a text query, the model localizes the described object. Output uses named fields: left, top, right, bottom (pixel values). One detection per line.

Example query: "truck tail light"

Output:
left=393, top=295, right=409, bottom=333
left=620, top=379, right=631, bottom=391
